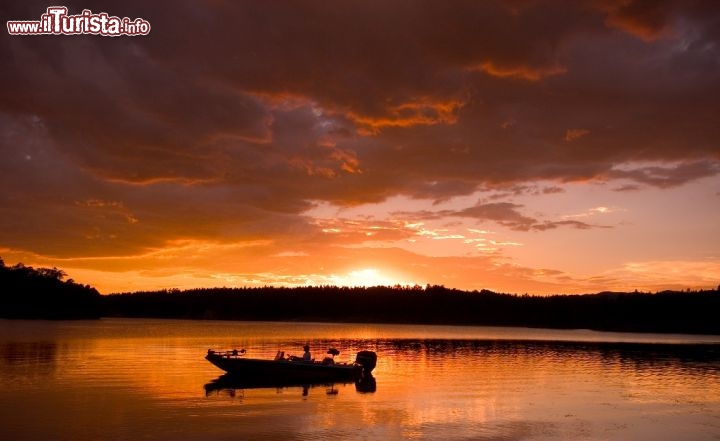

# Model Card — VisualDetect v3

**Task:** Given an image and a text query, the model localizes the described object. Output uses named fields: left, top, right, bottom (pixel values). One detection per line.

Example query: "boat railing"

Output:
left=207, top=349, right=246, bottom=358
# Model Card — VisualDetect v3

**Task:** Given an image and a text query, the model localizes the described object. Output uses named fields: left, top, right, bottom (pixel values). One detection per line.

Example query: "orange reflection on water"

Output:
left=2, top=319, right=720, bottom=440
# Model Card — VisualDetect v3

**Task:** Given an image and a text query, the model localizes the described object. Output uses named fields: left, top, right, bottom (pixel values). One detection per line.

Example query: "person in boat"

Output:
left=302, top=344, right=312, bottom=362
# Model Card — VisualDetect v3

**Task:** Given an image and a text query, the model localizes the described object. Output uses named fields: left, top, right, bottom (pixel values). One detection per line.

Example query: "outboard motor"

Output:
left=355, top=350, right=377, bottom=374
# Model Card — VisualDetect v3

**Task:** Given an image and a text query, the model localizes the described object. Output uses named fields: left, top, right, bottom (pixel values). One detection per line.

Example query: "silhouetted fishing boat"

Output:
left=205, top=347, right=377, bottom=383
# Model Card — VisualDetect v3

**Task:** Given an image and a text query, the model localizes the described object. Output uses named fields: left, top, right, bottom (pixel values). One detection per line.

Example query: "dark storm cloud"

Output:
left=0, top=111, right=315, bottom=256
left=1, top=0, right=718, bottom=257
left=607, top=160, right=720, bottom=188
left=395, top=202, right=603, bottom=232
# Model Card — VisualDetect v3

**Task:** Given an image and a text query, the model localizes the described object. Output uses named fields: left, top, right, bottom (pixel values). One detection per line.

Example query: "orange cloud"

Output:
left=348, top=98, right=465, bottom=134
left=565, top=128, right=590, bottom=142
left=471, top=61, right=567, bottom=81
left=600, top=0, right=673, bottom=41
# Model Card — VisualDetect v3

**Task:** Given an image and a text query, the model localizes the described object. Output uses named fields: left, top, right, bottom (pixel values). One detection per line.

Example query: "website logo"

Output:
left=7, top=6, right=151, bottom=36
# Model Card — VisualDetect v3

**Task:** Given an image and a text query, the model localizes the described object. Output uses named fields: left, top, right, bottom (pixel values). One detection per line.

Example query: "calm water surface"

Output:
left=1, top=319, right=719, bottom=440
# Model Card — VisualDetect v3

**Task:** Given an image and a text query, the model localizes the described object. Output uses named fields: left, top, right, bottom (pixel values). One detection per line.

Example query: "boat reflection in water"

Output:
left=204, top=372, right=376, bottom=397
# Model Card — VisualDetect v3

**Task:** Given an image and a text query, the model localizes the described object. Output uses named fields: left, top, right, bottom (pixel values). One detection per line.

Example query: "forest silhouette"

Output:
left=103, top=284, right=720, bottom=334
left=0, top=258, right=101, bottom=319
left=2, top=258, right=719, bottom=334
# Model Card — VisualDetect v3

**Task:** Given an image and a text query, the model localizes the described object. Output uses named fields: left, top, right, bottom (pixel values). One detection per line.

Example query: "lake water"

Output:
left=1, top=319, right=719, bottom=440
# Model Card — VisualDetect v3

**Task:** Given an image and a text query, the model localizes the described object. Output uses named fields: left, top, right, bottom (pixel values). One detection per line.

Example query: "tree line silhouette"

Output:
left=0, top=258, right=101, bottom=319
left=103, top=284, right=720, bottom=334
left=2, top=258, right=719, bottom=334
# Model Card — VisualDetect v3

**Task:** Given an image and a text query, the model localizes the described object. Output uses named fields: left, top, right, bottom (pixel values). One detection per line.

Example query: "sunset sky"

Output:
left=1, top=0, right=719, bottom=294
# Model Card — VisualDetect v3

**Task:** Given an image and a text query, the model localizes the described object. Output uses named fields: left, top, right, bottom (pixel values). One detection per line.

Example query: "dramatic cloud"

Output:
left=608, top=160, right=720, bottom=188
left=395, top=202, right=604, bottom=232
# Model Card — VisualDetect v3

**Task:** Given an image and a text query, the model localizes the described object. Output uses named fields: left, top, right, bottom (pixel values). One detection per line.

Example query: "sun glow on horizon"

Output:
left=332, top=268, right=413, bottom=288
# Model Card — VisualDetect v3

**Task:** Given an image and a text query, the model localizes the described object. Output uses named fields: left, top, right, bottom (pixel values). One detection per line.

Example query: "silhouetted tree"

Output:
left=0, top=259, right=101, bottom=319
left=101, top=284, right=720, bottom=334
left=36, top=267, right=67, bottom=281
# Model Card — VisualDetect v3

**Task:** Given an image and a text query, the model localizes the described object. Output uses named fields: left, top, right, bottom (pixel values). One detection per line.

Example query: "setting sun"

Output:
left=339, top=268, right=405, bottom=288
